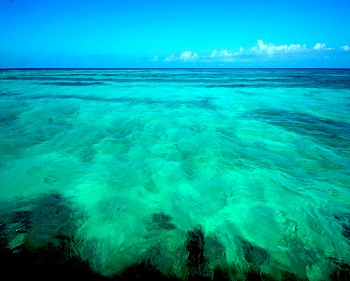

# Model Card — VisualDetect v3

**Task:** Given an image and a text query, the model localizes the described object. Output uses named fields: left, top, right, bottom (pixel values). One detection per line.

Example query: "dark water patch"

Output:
left=44, top=175, right=58, bottom=186
left=26, top=92, right=217, bottom=111
left=33, top=193, right=80, bottom=223
left=216, top=128, right=237, bottom=141
left=0, top=75, right=267, bottom=85
left=343, top=224, right=350, bottom=241
left=39, top=81, right=107, bottom=86
left=186, top=225, right=209, bottom=278
left=0, top=193, right=92, bottom=281
left=97, top=197, right=129, bottom=220
left=203, top=83, right=256, bottom=88
left=249, top=109, right=350, bottom=149
left=5, top=73, right=349, bottom=90
left=124, top=248, right=227, bottom=281
left=0, top=193, right=85, bottom=249
left=78, top=146, right=97, bottom=163
left=329, top=258, right=350, bottom=281
left=115, top=259, right=187, bottom=281
left=0, top=222, right=7, bottom=247
left=334, top=213, right=350, bottom=241
left=25, top=73, right=103, bottom=77
left=12, top=210, right=32, bottom=233
left=4, top=75, right=102, bottom=81
left=201, top=82, right=332, bottom=89
left=204, top=235, right=228, bottom=279
left=152, top=98, right=217, bottom=110
left=141, top=245, right=169, bottom=273
left=7, top=73, right=350, bottom=89
left=238, top=238, right=270, bottom=280
left=1, top=127, right=60, bottom=154
left=0, top=235, right=104, bottom=281
left=1, top=74, right=295, bottom=85
left=1, top=201, right=346, bottom=281
left=0, top=98, right=29, bottom=129
left=191, top=97, right=217, bottom=110
left=212, top=268, right=232, bottom=281
left=4, top=75, right=116, bottom=83
left=0, top=109, right=19, bottom=126
left=29, top=93, right=132, bottom=103
left=260, top=270, right=302, bottom=281
left=241, top=239, right=269, bottom=270
left=152, top=212, right=176, bottom=230
left=0, top=115, right=73, bottom=157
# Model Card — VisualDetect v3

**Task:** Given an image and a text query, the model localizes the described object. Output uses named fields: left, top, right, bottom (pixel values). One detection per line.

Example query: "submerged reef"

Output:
left=0, top=193, right=349, bottom=281
left=334, top=213, right=350, bottom=241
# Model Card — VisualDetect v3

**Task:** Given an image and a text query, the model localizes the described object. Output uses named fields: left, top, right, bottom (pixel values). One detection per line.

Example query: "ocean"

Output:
left=0, top=68, right=349, bottom=280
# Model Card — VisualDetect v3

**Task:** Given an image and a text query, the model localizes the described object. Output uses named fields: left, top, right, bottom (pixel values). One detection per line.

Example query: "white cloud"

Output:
left=179, top=51, right=192, bottom=60
left=164, top=51, right=198, bottom=62
left=160, top=39, right=342, bottom=63
left=210, top=50, right=218, bottom=57
left=164, top=54, right=176, bottom=62
left=210, top=49, right=239, bottom=59
left=207, top=49, right=236, bottom=62
left=341, top=45, right=350, bottom=51
left=179, top=51, right=198, bottom=61
left=152, top=55, right=158, bottom=61
left=210, top=49, right=234, bottom=57
left=313, top=43, right=333, bottom=50
left=219, top=50, right=233, bottom=57
left=234, top=47, right=244, bottom=55
left=251, top=39, right=307, bottom=55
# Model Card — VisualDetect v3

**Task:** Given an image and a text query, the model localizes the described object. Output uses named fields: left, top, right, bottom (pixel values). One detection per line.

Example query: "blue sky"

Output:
left=1, top=0, right=350, bottom=68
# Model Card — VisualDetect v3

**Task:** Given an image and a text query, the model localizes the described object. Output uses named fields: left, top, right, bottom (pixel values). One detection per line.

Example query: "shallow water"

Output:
left=0, top=69, right=349, bottom=280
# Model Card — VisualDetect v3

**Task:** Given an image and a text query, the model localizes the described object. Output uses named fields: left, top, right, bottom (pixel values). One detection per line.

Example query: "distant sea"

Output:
left=0, top=69, right=349, bottom=280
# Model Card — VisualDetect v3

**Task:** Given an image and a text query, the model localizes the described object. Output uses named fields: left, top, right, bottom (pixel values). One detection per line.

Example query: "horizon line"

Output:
left=1, top=67, right=350, bottom=71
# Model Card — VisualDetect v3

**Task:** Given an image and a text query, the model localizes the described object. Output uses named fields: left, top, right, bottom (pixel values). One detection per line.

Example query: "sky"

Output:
left=1, top=0, right=350, bottom=68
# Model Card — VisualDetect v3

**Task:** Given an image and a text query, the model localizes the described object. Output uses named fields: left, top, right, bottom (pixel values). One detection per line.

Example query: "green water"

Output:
left=0, top=69, right=349, bottom=280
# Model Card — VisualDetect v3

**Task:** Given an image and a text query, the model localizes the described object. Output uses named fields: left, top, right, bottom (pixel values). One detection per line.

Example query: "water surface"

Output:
left=0, top=69, right=349, bottom=280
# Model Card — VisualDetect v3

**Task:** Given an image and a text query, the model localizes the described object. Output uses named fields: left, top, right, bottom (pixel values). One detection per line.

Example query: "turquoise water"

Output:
left=0, top=69, right=349, bottom=280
